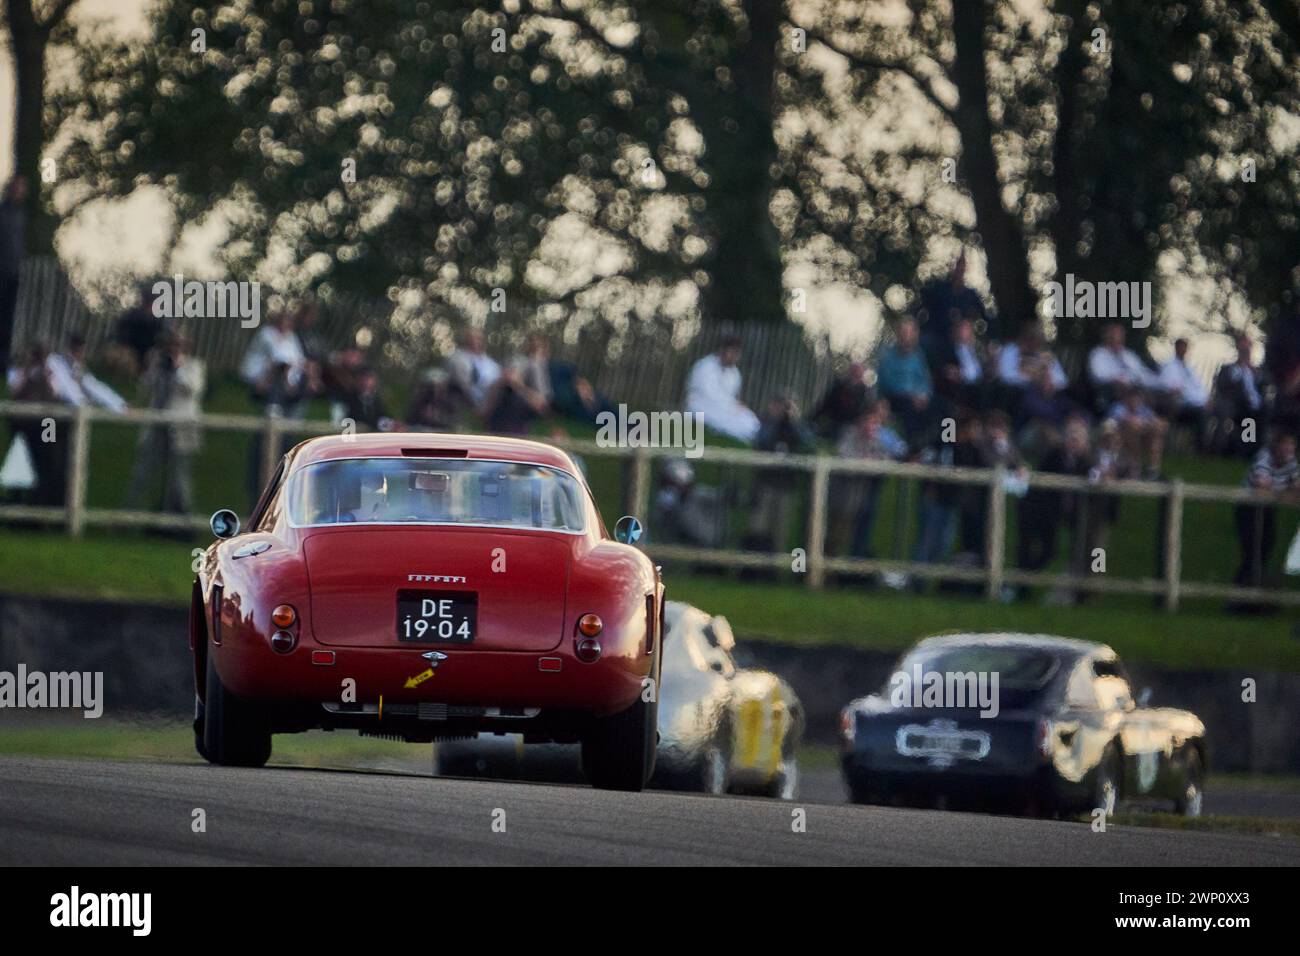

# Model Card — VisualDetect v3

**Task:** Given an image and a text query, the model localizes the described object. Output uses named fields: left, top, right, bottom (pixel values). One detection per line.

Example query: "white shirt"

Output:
left=45, top=353, right=128, bottom=412
left=684, top=353, right=760, bottom=443
left=1158, top=358, right=1207, bottom=408
left=686, top=354, right=742, bottom=408
left=1089, top=346, right=1156, bottom=388
left=997, top=343, right=1067, bottom=389
left=240, top=326, right=307, bottom=387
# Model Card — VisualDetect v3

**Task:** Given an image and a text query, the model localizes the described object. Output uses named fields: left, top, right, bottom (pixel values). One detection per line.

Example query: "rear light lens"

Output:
left=577, top=613, right=603, bottom=637
left=840, top=709, right=856, bottom=747
left=576, top=638, right=602, bottom=662
left=1035, top=719, right=1054, bottom=761
left=272, top=604, right=296, bottom=628
left=270, top=630, right=296, bottom=654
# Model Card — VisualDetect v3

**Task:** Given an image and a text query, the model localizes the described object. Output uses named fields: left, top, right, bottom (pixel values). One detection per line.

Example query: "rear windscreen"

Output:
left=286, top=458, right=585, bottom=532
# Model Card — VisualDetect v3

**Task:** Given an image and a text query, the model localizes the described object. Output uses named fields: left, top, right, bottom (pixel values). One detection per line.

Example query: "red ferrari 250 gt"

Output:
left=190, top=433, right=664, bottom=791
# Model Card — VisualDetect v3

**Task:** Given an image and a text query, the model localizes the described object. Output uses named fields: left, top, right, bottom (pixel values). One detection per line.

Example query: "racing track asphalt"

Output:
left=1, top=756, right=1298, bottom=865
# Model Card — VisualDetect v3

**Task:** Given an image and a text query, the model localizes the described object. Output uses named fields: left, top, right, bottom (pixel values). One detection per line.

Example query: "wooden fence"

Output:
left=2, top=400, right=1297, bottom=613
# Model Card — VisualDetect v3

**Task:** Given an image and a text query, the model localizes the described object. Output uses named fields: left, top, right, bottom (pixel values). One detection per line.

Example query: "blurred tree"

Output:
left=1, top=0, right=81, bottom=256
left=791, top=0, right=1300, bottom=349
left=52, top=0, right=790, bottom=330
left=38, top=0, right=1300, bottom=347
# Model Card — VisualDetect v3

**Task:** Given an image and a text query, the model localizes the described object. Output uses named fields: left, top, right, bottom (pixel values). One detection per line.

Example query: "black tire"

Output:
left=202, top=649, right=271, bottom=767
left=1174, top=749, right=1205, bottom=817
left=582, top=691, right=657, bottom=792
left=193, top=693, right=209, bottom=761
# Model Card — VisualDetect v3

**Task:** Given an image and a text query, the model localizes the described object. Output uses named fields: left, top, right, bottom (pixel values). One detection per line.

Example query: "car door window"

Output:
left=1092, top=659, right=1133, bottom=711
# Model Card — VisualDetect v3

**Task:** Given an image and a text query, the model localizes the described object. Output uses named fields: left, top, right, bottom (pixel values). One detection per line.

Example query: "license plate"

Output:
left=397, top=590, right=477, bottom=644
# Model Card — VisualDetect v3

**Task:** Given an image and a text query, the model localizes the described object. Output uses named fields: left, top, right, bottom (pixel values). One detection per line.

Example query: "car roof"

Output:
left=287, top=433, right=581, bottom=474
left=911, top=632, right=1113, bottom=660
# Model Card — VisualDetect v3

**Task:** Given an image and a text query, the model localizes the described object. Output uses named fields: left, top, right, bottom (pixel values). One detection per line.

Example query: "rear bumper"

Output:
left=842, top=753, right=1062, bottom=808
left=209, top=627, right=650, bottom=720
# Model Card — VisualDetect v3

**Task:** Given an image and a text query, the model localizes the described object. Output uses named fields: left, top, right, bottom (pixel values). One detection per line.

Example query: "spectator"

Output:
left=240, top=310, right=314, bottom=414
left=684, top=335, right=761, bottom=443
left=343, top=367, right=394, bottom=432
left=406, top=369, right=459, bottom=432
left=744, top=391, right=816, bottom=554
left=111, top=283, right=166, bottom=377
left=811, top=361, right=872, bottom=440
left=446, top=329, right=501, bottom=413
left=827, top=404, right=902, bottom=561
left=47, top=335, right=128, bottom=412
left=124, top=331, right=206, bottom=515
left=1156, top=337, right=1209, bottom=445
left=4, top=344, right=63, bottom=506
left=549, top=359, right=612, bottom=424
left=997, top=320, right=1068, bottom=392
left=909, top=417, right=969, bottom=585
left=1210, top=333, right=1267, bottom=456
left=958, top=409, right=1026, bottom=562
left=1016, top=362, right=1084, bottom=457
left=1088, top=322, right=1157, bottom=407
left=916, top=250, right=989, bottom=351
left=876, top=316, right=933, bottom=443
left=1017, top=414, right=1092, bottom=586
left=483, top=337, right=551, bottom=434
left=652, top=459, right=726, bottom=548
left=0, top=175, right=28, bottom=373
left=1232, top=431, right=1300, bottom=594
left=1105, top=385, right=1168, bottom=479
left=930, top=315, right=986, bottom=414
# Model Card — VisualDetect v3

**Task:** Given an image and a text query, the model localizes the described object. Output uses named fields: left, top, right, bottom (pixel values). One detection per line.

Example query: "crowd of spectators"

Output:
left=676, top=254, right=1300, bottom=602
left=4, top=230, right=1300, bottom=602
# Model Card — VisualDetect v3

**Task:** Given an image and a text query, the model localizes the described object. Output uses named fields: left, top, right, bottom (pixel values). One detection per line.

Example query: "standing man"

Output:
left=126, top=331, right=206, bottom=516
left=1233, top=431, right=1300, bottom=594
left=0, top=176, right=29, bottom=372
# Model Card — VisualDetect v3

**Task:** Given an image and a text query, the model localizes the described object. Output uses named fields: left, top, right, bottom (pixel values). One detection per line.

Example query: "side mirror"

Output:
left=210, top=509, right=241, bottom=539
left=1137, top=687, right=1153, bottom=708
left=613, top=515, right=643, bottom=545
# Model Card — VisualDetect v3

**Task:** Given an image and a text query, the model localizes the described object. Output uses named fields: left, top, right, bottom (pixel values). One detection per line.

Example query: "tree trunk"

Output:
left=950, top=0, right=1037, bottom=337
left=7, top=0, right=57, bottom=256
left=700, top=0, right=785, bottom=325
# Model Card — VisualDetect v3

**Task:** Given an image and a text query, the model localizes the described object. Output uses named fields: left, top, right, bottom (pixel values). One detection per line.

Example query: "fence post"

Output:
left=260, top=413, right=281, bottom=491
left=629, top=446, right=651, bottom=519
left=806, top=457, right=830, bottom=589
left=1164, top=478, right=1184, bottom=612
left=66, top=405, right=91, bottom=537
left=985, top=464, right=1006, bottom=600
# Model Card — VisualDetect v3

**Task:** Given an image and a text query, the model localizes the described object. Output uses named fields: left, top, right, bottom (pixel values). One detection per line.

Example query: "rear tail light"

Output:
left=840, top=709, right=856, bottom=748
left=576, top=638, right=602, bottom=663
left=1035, top=719, right=1054, bottom=761
left=270, top=630, right=296, bottom=654
left=577, top=613, right=602, bottom=637
left=272, top=604, right=297, bottom=628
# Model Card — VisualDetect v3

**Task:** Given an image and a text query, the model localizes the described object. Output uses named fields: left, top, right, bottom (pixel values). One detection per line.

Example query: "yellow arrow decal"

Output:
left=404, top=668, right=435, bottom=689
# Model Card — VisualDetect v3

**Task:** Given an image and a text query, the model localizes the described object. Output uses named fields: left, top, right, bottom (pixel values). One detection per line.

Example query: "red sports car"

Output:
left=190, top=433, right=664, bottom=791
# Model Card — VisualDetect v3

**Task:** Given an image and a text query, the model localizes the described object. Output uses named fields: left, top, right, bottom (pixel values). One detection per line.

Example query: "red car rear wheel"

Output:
left=202, top=650, right=272, bottom=768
